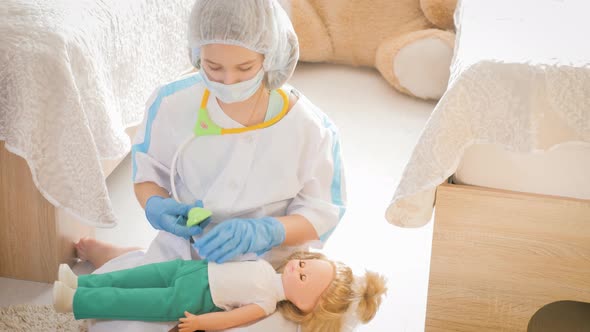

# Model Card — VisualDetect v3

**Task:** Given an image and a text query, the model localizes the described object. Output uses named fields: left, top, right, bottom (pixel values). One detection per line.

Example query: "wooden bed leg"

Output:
left=0, top=127, right=136, bottom=282
left=426, top=183, right=590, bottom=331
left=0, top=141, right=94, bottom=283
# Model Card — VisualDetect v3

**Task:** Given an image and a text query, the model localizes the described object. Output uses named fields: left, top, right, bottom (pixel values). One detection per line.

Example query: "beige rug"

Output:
left=0, top=304, right=87, bottom=332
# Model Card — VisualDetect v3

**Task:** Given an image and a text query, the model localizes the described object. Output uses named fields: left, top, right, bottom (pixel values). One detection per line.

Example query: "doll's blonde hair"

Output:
left=276, top=251, right=387, bottom=332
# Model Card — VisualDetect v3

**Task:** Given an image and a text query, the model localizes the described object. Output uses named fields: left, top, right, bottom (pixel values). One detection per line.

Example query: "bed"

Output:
left=0, top=0, right=195, bottom=282
left=385, top=0, right=590, bottom=330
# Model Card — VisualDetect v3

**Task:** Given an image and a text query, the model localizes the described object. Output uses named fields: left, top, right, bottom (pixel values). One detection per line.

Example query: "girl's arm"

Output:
left=273, top=92, right=318, bottom=245
left=134, top=181, right=170, bottom=208
left=276, top=214, right=319, bottom=245
left=178, top=304, right=267, bottom=332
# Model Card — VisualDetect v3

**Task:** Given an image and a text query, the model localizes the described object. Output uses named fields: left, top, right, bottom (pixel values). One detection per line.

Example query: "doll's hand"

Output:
left=178, top=311, right=200, bottom=332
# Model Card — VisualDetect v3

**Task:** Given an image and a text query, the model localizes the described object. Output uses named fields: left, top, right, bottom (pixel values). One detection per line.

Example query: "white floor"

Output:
left=0, top=63, right=436, bottom=331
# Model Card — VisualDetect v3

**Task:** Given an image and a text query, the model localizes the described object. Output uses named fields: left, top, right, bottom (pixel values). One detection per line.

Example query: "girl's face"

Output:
left=282, top=259, right=335, bottom=313
left=200, top=44, right=264, bottom=85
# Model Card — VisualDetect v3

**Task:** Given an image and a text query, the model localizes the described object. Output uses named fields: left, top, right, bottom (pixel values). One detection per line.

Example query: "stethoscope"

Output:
left=170, top=88, right=290, bottom=202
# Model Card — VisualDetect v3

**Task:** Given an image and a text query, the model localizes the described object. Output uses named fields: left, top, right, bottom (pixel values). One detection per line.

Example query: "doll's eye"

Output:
left=300, top=274, right=307, bottom=281
left=299, top=260, right=305, bottom=268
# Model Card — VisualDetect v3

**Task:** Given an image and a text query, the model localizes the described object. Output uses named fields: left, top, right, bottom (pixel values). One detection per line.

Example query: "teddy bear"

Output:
left=280, top=0, right=457, bottom=100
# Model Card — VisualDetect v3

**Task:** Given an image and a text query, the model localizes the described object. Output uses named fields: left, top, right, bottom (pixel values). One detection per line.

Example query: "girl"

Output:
left=80, top=1, right=347, bottom=330
left=123, top=0, right=346, bottom=268
left=54, top=252, right=386, bottom=332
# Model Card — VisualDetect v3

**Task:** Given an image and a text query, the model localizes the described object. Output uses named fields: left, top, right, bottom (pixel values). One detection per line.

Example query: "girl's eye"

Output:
left=239, top=66, right=253, bottom=72
left=208, top=66, right=221, bottom=71
left=299, top=260, right=305, bottom=268
left=300, top=274, right=306, bottom=281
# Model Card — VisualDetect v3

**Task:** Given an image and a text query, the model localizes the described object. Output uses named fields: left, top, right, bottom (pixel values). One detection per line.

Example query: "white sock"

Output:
left=58, top=264, right=78, bottom=289
left=53, top=281, right=75, bottom=313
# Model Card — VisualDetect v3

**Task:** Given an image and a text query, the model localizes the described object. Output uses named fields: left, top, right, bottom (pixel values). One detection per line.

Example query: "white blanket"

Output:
left=386, top=0, right=590, bottom=227
left=0, top=0, right=194, bottom=227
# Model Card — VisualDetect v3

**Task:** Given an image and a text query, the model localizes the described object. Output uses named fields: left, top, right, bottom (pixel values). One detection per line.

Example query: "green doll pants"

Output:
left=73, top=259, right=222, bottom=321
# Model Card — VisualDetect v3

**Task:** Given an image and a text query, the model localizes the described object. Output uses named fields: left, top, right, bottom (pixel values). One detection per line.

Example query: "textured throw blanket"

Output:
left=386, top=0, right=590, bottom=227
left=0, top=0, right=194, bottom=227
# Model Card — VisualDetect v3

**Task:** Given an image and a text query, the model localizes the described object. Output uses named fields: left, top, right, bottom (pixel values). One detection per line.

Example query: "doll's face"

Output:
left=282, top=259, right=335, bottom=313
left=200, top=44, right=264, bottom=85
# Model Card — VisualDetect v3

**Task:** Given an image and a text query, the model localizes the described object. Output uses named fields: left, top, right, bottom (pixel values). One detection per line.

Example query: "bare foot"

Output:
left=75, top=237, right=142, bottom=269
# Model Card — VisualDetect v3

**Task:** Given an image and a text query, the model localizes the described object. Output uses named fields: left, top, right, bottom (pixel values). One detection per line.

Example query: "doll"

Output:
left=53, top=251, right=386, bottom=332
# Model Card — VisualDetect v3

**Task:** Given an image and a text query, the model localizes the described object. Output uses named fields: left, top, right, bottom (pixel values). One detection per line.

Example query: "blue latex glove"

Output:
left=193, top=217, right=286, bottom=263
left=145, top=196, right=205, bottom=239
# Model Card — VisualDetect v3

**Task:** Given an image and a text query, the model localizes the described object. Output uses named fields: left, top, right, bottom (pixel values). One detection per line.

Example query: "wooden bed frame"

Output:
left=426, top=183, right=590, bottom=331
left=0, top=127, right=137, bottom=283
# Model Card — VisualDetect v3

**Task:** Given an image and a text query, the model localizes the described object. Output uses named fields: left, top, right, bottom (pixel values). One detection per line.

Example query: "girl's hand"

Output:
left=178, top=311, right=199, bottom=332
left=145, top=197, right=205, bottom=239
left=193, top=217, right=285, bottom=263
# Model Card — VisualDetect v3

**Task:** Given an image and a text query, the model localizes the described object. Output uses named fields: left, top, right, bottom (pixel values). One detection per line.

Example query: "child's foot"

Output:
left=53, top=281, right=74, bottom=313
left=75, top=237, right=141, bottom=269
left=58, top=264, right=78, bottom=289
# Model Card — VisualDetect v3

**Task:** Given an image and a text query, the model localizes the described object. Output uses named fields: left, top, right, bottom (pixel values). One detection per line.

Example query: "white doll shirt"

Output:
left=208, top=260, right=286, bottom=315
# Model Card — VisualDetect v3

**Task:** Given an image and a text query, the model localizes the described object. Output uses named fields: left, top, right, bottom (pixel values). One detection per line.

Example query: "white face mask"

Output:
left=201, top=68, right=265, bottom=104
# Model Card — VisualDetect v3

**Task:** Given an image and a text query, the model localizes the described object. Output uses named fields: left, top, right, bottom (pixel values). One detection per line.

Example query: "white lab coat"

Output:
left=133, top=72, right=346, bottom=266
left=89, top=72, right=346, bottom=332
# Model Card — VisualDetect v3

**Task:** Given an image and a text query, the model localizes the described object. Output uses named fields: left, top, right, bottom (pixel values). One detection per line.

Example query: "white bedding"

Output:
left=0, top=0, right=194, bottom=227
left=454, top=142, right=590, bottom=200
left=386, top=0, right=590, bottom=228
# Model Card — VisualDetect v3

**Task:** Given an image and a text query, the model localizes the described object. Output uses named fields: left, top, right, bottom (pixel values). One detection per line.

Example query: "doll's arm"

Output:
left=178, top=304, right=267, bottom=332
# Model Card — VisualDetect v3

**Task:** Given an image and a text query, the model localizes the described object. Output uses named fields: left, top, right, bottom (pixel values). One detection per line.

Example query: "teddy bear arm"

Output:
left=289, top=0, right=333, bottom=62
left=420, top=0, right=458, bottom=30
left=376, top=29, right=455, bottom=100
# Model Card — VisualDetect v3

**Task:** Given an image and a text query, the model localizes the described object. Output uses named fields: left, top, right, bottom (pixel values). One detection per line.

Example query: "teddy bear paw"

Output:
left=393, top=37, right=453, bottom=100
